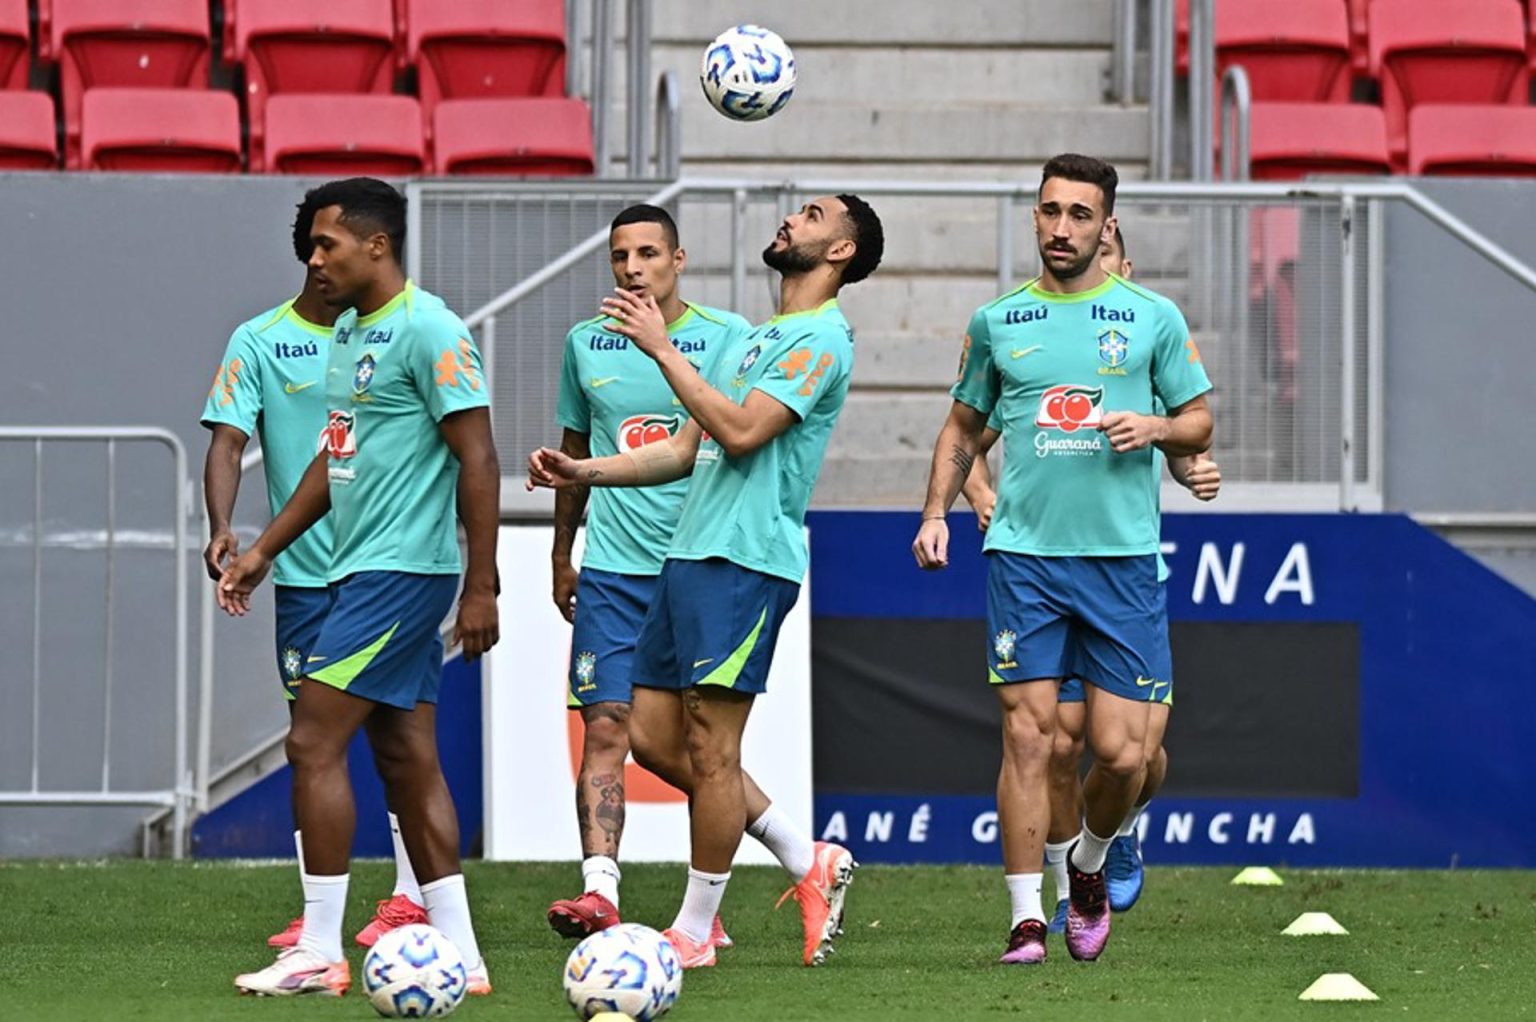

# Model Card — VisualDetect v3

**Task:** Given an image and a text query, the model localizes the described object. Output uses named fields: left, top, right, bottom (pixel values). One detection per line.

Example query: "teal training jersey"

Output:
left=954, top=274, right=1211, bottom=557
left=668, top=298, right=855, bottom=584
left=322, top=281, right=489, bottom=581
left=200, top=299, right=334, bottom=588
left=556, top=301, right=752, bottom=576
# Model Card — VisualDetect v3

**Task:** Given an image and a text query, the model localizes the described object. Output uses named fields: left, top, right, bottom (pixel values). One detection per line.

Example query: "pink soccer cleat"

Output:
left=267, top=915, right=303, bottom=949
left=709, top=913, right=733, bottom=950
left=776, top=841, right=857, bottom=966
left=354, top=893, right=428, bottom=948
left=547, top=890, right=621, bottom=939
left=234, top=946, right=350, bottom=997
left=662, top=927, right=717, bottom=969
left=465, top=959, right=492, bottom=995
left=998, top=919, right=1048, bottom=964
left=1065, top=851, right=1111, bottom=962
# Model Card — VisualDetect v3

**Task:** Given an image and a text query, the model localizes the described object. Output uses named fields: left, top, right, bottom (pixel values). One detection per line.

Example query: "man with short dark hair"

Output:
left=529, top=194, right=885, bottom=969
left=219, top=177, right=500, bottom=997
left=201, top=187, right=432, bottom=956
left=914, top=154, right=1213, bottom=965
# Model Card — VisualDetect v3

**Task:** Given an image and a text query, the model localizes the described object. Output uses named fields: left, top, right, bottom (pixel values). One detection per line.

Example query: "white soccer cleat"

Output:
left=234, top=946, right=350, bottom=997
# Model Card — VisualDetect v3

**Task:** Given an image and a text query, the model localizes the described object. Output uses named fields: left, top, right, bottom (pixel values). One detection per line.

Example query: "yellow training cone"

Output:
left=1230, top=866, right=1284, bottom=886
left=1283, top=912, right=1349, bottom=936
left=1299, top=973, right=1379, bottom=1001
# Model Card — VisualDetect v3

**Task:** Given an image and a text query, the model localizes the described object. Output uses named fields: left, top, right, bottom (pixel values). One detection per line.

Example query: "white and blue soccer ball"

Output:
left=700, top=24, right=796, bottom=121
left=563, top=923, right=683, bottom=1021
left=363, top=923, right=468, bottom=1018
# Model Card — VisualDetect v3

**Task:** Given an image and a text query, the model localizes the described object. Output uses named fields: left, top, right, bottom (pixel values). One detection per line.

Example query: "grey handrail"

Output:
left=1189, top=0, right=1215, bottom=180
left=1219, top=65, right=1252, bottom=182
left=1111, top=0, right=1137, bottom=105
left=655, top=69, right=681, bottom=180
left=625, top=0, right=652, bottom=177
left=591, top=0, right=613, bottom=177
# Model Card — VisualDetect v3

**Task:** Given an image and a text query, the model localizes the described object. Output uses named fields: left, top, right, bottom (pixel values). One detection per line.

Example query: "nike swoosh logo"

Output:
left=1135, top=676, right=1157, bottom=687
left=307, top=656, right=327, bottom=663
left=591, top=376, right=620, bottom=389
left=1010, top=346, right=1043, bottom=360
left=285, top=381, right=318, bottom=393
left=692, top=658, right=714, bottom=668
left=706, top=879, right=728, bottom=886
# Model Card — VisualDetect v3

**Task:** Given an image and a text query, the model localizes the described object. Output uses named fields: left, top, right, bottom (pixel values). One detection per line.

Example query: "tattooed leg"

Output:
left=576, top=701, right=631, bottom=857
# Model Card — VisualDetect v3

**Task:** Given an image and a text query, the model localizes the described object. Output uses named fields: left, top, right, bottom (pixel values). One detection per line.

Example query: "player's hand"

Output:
left=204, top=529, right=239, bottom=581
left=1099, top=411, right=1168, bottom=453
left=1183, top=452, right=1221, bottom=501
left=526, top=447, right=584, bottom=490
left=912, top=516, right=950, bottom=570
left=552, top=560, right=578, bottom=623
left=217, top=549, right=272, bottom=616
left=599, top=288, right=671, bottom=359
left=453, top=587, right=500, bottom=661
left=974, top=488, right=997, bottom=532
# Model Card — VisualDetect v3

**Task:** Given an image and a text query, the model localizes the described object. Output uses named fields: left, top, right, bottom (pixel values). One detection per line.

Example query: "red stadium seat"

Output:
left=1215, top=0, right=1352, bottom=102
left=81, top=87, right=240, bottom=172
left=236, top=0, right=396, bottom=172
left=1346, top=0, right=1370, bottom=74
left=1370, top=0, right=1528, bottom=166
left=408, top=0, right=566, bottom=133
left=263, top=93, right=424, bottom=175
left=1246, top=101, right=1391, bottom=179
left=0, top=0, right=28, bottom=88
left=432, top=97, right=594, bottom=176
left=1177, top=0, right=1189, bottom=74
left=51, top=0, right=211, bottom=168
left=1408, top=103, right=1536, bottom=175
left=35, top=0, right=51, bottom=59
left=0, top=91, right=59, bottom=169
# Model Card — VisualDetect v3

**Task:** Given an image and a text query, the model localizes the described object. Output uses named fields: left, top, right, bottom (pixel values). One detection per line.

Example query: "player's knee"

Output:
left=683, top=729, right=739, bottom=782
left=1000, top=708, right=1053, bottom=765
left=369, top=736, right=436, bottom=786
left=1050, top=727, right=1084, bottom=769
left=285, top=722, right=343, bottom=771
left=1092, top=737, right=1147, bottom=779
left=581, top=707, right=632, bottom=763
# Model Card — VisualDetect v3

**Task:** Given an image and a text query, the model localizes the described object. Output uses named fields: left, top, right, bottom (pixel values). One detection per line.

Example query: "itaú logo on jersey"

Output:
left=1034, top=384, right=1105, bottom=458
left=617, top=413, right=681, bottom=451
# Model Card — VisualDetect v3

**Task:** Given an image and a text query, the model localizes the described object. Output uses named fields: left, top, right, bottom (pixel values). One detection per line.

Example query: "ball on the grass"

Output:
left=563, top=923, right=682, bottom=1021
left=588, top=1015, right=635, bottom=1022
left=699, top=24, right=796, bottom=121
left=362, top=923, right=467, bottom=1018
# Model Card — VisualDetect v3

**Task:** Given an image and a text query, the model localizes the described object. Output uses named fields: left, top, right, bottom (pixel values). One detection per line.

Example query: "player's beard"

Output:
left=762, top=238, right=823, bottom=275
left=1040, top=240, right=1097, bottom=280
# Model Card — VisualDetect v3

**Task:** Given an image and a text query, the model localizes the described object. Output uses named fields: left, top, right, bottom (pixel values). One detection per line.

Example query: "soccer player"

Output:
left=913, top=154, right=1212, bottom=964
left=528, top=194, right=885, bottom=969
left=961, top=229, right=1222, bottom=932
left=217, top=178, right=500, bottom=997
left=545, top=203, right=755, bottom=938
left=200, top=188, right=430, bottom=955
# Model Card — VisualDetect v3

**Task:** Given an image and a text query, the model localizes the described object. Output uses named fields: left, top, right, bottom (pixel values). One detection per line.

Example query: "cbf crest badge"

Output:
left=353, top=353, right=377, bottom=396
left=993, top=629, right=1018, bottom=669
left=1097, top=328, right=1129, bottom=375
left=282, top=646, right=303, bottom=680
left=732, top=344, right=762, bottom=386
left=574, top=651, right=597, bottom=692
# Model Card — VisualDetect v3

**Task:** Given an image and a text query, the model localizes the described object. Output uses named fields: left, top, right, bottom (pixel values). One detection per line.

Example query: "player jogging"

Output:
left=545, top=204, right=757, bottom=939
left=218, top=178, right=500, bottom=997
left=913, top=154, right=1213, bottom=965
left=961, top=227, right=1221, bottom=932
left=200, top=187, right=430, bottom=955
left=529, top=194, right=885, bottom=969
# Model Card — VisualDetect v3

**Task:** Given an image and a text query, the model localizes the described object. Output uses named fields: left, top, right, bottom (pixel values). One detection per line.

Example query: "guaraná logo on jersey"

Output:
left=617, top=414, right=682, bottom=451
left=322, top=409, right=356, bottom=459
left=1034, top=384, right=1105, bottom=458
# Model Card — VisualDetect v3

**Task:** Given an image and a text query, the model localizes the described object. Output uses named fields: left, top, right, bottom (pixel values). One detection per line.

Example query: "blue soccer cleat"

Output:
left=1105, top=832, right=1145, bottom=913
left=1046, top=897, right=1068, bottom=934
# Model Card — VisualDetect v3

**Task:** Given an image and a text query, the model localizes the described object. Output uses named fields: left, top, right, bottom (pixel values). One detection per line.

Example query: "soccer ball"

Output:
left=699, top=24, right=796, bottom=121
left=563, top=923, right=683, bottom=1021
left=362, top=924, right=468, bottom=1018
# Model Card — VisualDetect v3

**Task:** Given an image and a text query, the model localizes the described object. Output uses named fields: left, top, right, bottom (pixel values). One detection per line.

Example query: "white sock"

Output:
left=582, top=854, right=622, bottom=907
left=295, top=871, right=348, bottom=961
left=1116, top=802, right=1146, bottom=838
left=1043, top=840, right=1072, bottom=906
left=746, top=803, right=816, bottom=881
left=1005, top=872, right=1044, bottom=928
left=671, top=867, right=730, bottom=944
left=421, top=874, right=483, bottom=970
left=1070, top=825, right=1116, bottom=874
left=389, top=812, right=423, bottom=905
left=293, top=830, right=306, bottom=872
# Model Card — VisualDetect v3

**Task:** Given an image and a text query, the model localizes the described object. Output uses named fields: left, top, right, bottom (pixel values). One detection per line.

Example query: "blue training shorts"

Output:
left=274, top=584, right=330, bottom=702
left=303, top=571, right=458, bottom=711
left=1058, top=582, right=1174, bottom=705
left=987, top=552, right=1171, bottom=704
left=632, top=558, right=800, bottom=696
left=568, top=568, right=659, bottom=708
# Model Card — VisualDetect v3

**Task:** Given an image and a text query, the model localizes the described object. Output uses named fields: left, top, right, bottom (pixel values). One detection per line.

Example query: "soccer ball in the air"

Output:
left=363, top=924, right=468, bottom=1018
left=563, top=923, right=683, bottom=1021
left=700, top=24, right=796, bottom=121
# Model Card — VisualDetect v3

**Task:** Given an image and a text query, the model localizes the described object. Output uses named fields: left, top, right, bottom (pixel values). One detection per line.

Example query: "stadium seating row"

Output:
left=0, top=0, right=593, bottom=174
left=0, top=89, right=595, bottom=174
left=1184, top=0, right=1536, bottom=174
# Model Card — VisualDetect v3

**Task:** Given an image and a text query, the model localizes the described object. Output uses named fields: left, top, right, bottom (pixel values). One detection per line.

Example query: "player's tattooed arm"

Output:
left=914, top=400, right=989, bottom=570
left=528, top=422, right=700, bottom=490
left=552, top=429, right=592, bottom=622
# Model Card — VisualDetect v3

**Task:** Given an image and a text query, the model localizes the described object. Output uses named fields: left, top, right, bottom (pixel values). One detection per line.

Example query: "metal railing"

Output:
left=0, top=427, right=197, bottom=858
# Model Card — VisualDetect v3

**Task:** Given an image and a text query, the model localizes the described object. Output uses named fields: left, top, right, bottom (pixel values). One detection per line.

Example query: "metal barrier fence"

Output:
left=0, top=428, right=196, bottom=858
left=409, top=177, right=1536, bottom=513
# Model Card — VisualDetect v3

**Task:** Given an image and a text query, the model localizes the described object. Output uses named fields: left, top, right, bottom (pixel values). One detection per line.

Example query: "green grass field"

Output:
left=2, top=860, right=1532, bottom=1020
